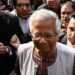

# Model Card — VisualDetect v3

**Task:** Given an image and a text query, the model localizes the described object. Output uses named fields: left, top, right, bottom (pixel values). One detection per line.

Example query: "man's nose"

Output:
left=39, top=37, right=47, bottom=43
left=64, top=14, right=68, bottom=18
left=22, top=5, right=27, bottom=10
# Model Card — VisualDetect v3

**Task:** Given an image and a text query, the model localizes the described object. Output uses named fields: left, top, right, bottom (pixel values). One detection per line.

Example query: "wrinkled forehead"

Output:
left=32, top=14, right=56, bottom=22
left=30, top=16, right=56, bottom=29
left=31, top=18, right=56, bottom=33
left=32, top=17, right=56, bottom=26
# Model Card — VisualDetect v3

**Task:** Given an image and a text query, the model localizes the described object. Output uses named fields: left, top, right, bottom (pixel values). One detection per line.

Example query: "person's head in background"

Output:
left=0, top=0, right=13, bottom=11
left=0, top=0, right=6, bottom=11
left=67, top=13, right=75, bottom=46
left=61, top=1, right=75, bottom=33
left=7, top=0, right=14, bottom=11
left=45, top=0, right=61, bottom=18
left=29, top=9, right=60, bottom=55
left=32, top=0, right=43, bottom=10
left=0, top=0, right=7, bottom=14
left=46, top=0, right=60, bottom=11
left=12, top=0, right=32, bottom=19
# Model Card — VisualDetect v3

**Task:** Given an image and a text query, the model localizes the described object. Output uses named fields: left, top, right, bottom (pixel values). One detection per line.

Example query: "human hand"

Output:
left=10, top=34, right=20, bottom=49
left=0, top=42, right=7, bottom=54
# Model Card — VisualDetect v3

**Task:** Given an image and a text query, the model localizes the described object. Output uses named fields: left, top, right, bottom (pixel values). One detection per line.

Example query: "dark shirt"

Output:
left=0, top=12, right=22, bottom=75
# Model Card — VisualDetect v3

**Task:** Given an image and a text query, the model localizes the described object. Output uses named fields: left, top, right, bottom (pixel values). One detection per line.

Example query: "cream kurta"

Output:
left=17, top=42, right=75, bottom=75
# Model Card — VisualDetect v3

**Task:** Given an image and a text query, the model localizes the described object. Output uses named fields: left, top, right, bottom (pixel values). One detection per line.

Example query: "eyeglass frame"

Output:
left=29, top=32, right=57, bottom=39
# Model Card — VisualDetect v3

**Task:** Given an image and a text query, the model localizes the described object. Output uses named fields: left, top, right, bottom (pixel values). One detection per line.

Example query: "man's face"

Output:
left=61, top=5, right=74, bottom=28
left=67, top=18, right=75, bottom=45
left=31, top=19, right=58, bottom=53
left=15, top=0, right=32, bottom=19
left=46, top=0, right=59, bottom=9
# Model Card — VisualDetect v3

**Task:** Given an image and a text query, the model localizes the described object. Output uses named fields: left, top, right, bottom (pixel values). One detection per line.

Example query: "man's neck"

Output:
left=33, top=47, right=57, bottom=66
left=34, top=47, right=57, bottom=59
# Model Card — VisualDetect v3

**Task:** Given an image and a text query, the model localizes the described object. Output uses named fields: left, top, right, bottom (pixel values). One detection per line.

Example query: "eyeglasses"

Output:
left=16, top=3, right=31, bottom=8
left=30, top=32, right=56, bottom=39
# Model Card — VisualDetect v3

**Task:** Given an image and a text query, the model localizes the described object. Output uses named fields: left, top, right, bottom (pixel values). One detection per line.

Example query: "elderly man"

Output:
left=59, top=13, right=75, bottom=48
left=60, top=1, right=75, bottom=33
left=11, top=9, right=75, bottom=75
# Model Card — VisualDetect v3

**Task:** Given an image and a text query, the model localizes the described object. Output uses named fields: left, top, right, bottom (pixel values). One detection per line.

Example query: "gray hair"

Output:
left=29, top=9, right=61, bottom=33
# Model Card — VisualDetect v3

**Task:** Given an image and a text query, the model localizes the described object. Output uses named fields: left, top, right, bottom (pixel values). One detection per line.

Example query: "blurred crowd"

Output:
left=0, top=0, right=75, bottom=75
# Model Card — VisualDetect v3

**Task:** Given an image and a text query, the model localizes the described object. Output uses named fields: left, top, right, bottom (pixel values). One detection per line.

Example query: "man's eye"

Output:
left=35, top=34, right=41, bottom=37
left=17, top=3, right=31, bottom=7
left=46, top=34, right=53, bottom=37
left=61, top=12, right=65, bottom=15
left=70, top=27, right=74, bottom=31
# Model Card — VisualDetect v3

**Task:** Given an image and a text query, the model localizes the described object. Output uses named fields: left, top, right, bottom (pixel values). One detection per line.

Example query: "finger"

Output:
left=10, top=34, right=18, bottom=43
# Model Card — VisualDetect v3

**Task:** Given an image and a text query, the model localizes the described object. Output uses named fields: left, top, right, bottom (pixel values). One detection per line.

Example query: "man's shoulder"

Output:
left=57, top=42, right=75, bottom=73
left=17, top=41, right=34, bottom=55
left=0, top=12, right=19, bottom=26
left=58, top=32, right=67, bottom=44
left=57, top=42, right=75, bottom=54
left=37, top=4, right=48, bottom=10
left=57, top=42, right=75, bottom=55
left=3, top=11, right=18, bottom=19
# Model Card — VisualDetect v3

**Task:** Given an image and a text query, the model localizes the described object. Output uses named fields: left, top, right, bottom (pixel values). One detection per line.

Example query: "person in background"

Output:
left=0, top=0, right=23, bottom=74
left=11, top=9, right=75, bottom=75
left=59, top=13, right=75, bottom=48
left=0, top=0, right=8, bottom=11
left=7, top=0, right=14, bottom=11
left=60, top=1, right=75, bottom=33
left=32, top=0, right=43, bottom=10
left=37, top=0, right=60, bottom=18
left=11, top=0, right=32, bottom=43
left=0, top=0, right=13, bottom=12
